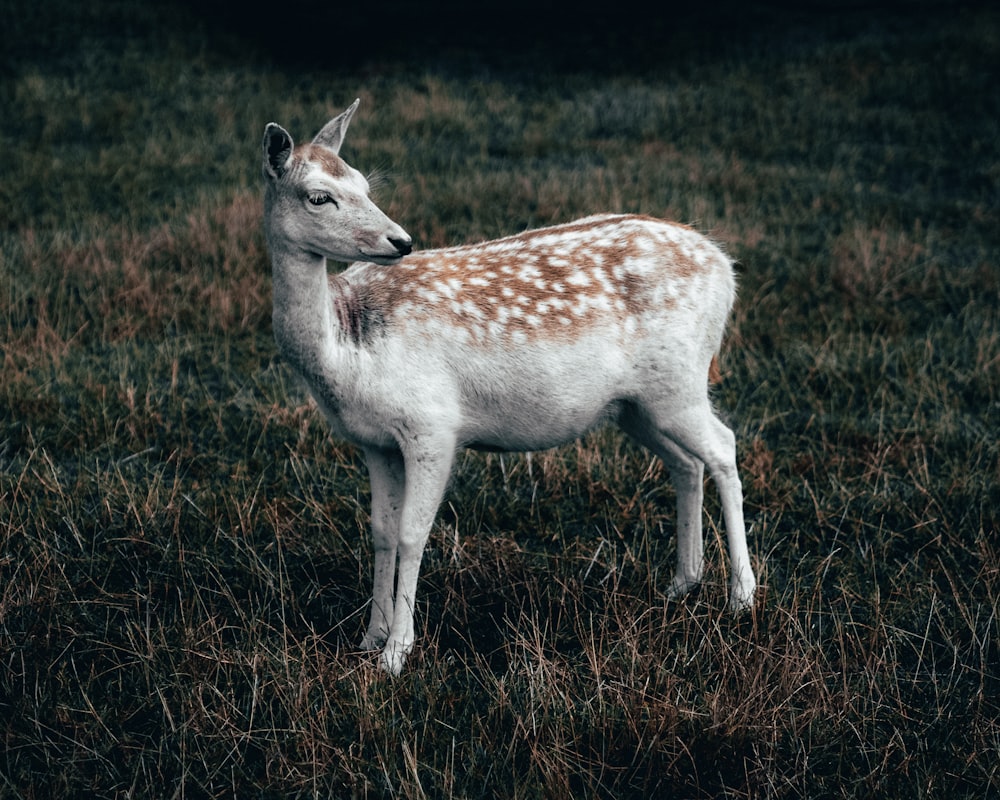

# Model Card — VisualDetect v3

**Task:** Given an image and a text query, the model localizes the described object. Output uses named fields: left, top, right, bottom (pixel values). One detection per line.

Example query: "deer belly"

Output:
left=454, top=339, right=634, bottom=452
left=459, top=386, right=624, bottom=453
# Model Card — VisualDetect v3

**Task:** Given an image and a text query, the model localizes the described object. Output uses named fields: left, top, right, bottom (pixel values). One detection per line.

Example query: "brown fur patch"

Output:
left=298, top=144, right=348, bottom=178
left=345, top=215, right=727, bottom=345
left=708, top=354, right=723, bottom=384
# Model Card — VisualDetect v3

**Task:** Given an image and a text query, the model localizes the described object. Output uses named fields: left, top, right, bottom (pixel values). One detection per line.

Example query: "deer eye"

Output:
left=308, top=193, right=338, bottom=207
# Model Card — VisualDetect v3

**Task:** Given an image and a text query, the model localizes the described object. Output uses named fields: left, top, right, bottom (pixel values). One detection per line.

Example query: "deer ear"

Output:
left=311, top=98, right=360, bottom=155
left=263, top=123, right=293, bottom=179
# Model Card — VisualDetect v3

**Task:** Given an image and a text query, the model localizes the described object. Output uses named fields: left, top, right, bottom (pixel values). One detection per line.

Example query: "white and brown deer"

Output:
left=262, top=99, right=756, bottom=676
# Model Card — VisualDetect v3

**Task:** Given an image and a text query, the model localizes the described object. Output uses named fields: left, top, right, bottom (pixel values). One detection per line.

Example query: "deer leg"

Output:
left=636, top=402, right=756, bottom=611
left=361, top=447, right=405, bottom=650
left=380, top=438, right=455, bottom=676
left=660, top=445, right=706, bottom=599
left=671, top=410, right=755, bottom=610
left=703, top=414, right=757, bottom=611
left=666, top=450, right=706, bottom=599
left=621, top=410, right=706, bottom=600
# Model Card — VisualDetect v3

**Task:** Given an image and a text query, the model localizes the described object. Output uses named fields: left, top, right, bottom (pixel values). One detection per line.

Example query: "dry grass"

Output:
left=2, top=1, right=999, bottom=797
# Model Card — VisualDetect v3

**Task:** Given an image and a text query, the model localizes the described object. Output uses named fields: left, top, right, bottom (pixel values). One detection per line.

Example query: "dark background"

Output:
left=7, top=0, right=989, bottom=74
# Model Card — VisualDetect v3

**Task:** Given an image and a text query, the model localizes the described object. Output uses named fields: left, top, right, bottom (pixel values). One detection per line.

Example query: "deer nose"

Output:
left=389, top=236, right=412, bottom=257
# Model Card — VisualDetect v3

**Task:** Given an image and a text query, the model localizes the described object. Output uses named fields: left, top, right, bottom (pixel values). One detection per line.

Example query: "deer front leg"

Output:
left=361, top=447, right=405, bottom=651
left=380, top=438, right=455, bottom=676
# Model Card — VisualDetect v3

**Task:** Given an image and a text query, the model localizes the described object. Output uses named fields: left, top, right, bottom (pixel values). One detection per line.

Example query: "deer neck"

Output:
left=269, top=242, right=347, bottom=385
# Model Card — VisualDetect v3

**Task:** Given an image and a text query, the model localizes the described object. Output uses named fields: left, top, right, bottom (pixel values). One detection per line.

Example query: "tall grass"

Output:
left=2, top=1, right=999, bottom=797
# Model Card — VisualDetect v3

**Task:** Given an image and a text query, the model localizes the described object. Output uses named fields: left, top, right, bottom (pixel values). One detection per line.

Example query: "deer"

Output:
left=261, top=99, right=757, bottom=676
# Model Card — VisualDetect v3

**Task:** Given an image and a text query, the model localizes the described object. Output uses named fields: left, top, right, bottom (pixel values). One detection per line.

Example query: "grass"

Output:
left=2, top=1, right=999, bottom=796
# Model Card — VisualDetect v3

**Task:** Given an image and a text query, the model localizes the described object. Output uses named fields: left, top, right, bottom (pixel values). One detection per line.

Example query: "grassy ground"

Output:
left=2, top=1, right=999, bottom=797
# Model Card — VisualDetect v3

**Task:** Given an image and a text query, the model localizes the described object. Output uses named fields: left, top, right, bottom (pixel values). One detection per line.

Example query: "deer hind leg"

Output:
left=625, top=400, right=756, bottom=611
left=380, top=437, right=456, bottom=676
left=621, top=409, right=706, bottom=600
left=361, top=447, right=406, bottom=651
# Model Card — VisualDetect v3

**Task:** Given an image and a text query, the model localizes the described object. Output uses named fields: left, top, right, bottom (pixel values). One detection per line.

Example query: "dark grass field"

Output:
left=2, top=1, right=999, bottom=797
